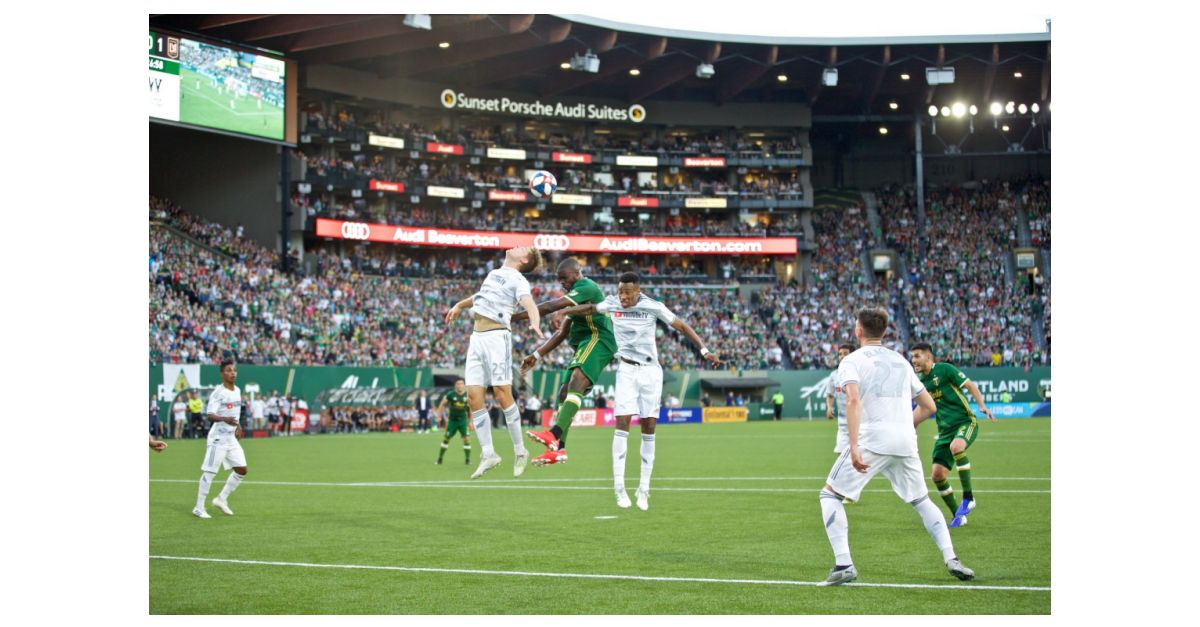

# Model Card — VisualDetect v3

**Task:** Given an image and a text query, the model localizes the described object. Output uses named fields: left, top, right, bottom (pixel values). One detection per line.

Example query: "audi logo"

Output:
left=533, top=235, right=570, bottom=251
left=341, top=222, right=371, bottom=240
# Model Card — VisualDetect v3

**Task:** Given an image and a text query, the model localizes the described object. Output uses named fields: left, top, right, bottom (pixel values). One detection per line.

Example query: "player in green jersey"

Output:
left=910, top=342, right=997, bottom=527
left=513, top=257, right=618, bottom=467
left=436, top=378, right=472, bottom=465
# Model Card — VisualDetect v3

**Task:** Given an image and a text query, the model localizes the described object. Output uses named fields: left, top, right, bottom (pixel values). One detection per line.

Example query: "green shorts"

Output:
left=566, top=338, right=617, bottom=385
left=445, top=417, right=470, bottom=440
left=932, top=419, right=979, bottom=469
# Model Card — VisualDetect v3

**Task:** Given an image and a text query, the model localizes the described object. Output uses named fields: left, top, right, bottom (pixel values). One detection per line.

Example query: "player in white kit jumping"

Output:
left=444, top=246, right=544, bottom=480
left=817, top=308, right=975, bottom=585
left=193, top=360, right=248, bottom=518
left=543, top=272, right=720, bottom=511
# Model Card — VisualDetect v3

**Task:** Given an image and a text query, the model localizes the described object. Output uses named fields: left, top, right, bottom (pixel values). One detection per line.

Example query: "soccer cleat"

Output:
left=435, top=459, right=443, bottom=465
left=635, top=489, right=649, bottom=511
left=212, top=497, right=234, bottom=516
left=616, top=490, right=632, bottom=509
left=954, top=497, right=977, bottom=519
left=192, top=508, right=211, bottom=519
left=947, top=558, right=975, bottom=580
left=531, top=449, right=568, bottom=467
left=514, top=449, right=529, bottom=478
left=818, top=565, right=858, bottom=586
left=949, top=514, right=969, bottom=528
left=470, top=453, right=502, bottom=479
left=526, top=430, right=559, bottom=451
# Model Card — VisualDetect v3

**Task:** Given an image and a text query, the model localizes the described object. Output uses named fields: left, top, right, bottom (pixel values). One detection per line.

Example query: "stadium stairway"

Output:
left=1015, top=187, right=1034, bottom=248
left=861, top=191, right=883, bottom=242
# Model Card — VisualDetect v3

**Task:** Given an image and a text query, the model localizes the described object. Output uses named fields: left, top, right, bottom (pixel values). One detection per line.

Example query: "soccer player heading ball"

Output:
left=444, top=246, right=544, bottom=479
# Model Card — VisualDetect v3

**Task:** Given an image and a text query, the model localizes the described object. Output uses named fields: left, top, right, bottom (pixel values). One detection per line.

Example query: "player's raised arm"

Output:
left=511, top=296, right=574, bottom=322
left=521, top=318, right=572, bottom=375
left=518, top=294, right=544, bottom=340
left=444, top=296, right=474, bottom=325
left=962, top=380, right=996, bottom=422
left=844, top=382, right=868, bottom=473
left=669, top=318, right=721, bottom=366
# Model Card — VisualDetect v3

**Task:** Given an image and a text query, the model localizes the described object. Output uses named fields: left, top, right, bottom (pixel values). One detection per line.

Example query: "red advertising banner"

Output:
left=552, top=151, right=593, bottom=164
left=426, top=142, right=464, bottom=155
left=315, top=218, right=798, bottom=255
left=684, top=157, right=727, bottom=167
left=368, top=179, right=405, bottom=193
left=488, top=190, right=528, bottom=202
left=617, top=196, right=660, bottom=208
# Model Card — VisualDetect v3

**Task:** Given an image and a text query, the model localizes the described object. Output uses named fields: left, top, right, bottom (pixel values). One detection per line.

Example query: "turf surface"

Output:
left=179, top=68, right=284, bottom=140
left=149, top=418, right=1050, bottom=614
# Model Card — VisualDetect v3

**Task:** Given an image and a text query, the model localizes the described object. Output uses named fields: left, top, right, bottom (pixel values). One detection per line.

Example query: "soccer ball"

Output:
left=529, top=170, right=557, bottom=198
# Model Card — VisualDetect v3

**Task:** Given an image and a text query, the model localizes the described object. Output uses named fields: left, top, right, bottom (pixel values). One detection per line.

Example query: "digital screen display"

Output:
left=150, top=30, right=288, bottom=142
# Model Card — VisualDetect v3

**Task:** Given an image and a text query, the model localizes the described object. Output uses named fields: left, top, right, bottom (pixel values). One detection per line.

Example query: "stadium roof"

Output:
left=148, top=14, right=1050, bottom=117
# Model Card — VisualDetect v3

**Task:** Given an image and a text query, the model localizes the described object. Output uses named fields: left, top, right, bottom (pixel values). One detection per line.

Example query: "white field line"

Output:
left=149, top=478, right=1049, bottom=494
left=149, top=555, right=1051, bottom=592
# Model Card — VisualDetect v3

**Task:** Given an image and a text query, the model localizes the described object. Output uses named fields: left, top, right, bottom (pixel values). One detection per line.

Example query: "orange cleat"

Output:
left=531, top=449, right=568, bottom=467
left=527, top=430, right=559, bottom=451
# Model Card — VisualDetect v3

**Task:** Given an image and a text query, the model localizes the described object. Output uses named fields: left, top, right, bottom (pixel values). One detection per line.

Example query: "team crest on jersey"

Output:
left=932, top=376, right=940, bottom=385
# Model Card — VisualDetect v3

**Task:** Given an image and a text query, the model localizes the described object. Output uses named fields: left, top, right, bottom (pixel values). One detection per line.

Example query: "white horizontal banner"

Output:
left=486, top=147, right=527, bottom=160
left=368, top=134, right=405, bottom=149
left=616, top=155, right=659, bottom=167
left=427, top=186, right=465, bottom=199
left=551, top=193, right=593, bottom=206
left=684, top=197, right=728, bottom=208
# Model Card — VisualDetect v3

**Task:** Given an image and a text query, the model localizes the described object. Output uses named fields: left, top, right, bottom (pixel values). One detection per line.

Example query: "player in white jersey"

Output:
left=545, top=272, right=720, bottom=510
left=444, top=246, right=544, bottom=480
left=193, top=360, right=248, bottom=518
left=817, top=308, right=975, bottom=586
left=824, top=343, right=855, bottom=455
left=172, top=396, right=188, bottom=440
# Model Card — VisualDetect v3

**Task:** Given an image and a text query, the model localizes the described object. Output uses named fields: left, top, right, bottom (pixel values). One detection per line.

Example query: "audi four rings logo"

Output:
left=340, top=222, right=371, bottom=240
left=533, top=235, right=570, bottom=250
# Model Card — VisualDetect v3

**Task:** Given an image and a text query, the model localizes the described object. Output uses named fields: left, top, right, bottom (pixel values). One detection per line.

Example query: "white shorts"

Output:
left=614, top=360, right=663, bottom=418
left=465, top=330, right=513, bottom=388
left=834, top=428, right=849, bottom=454
left=201, top=440, right=247, bottom=473
left=825, top=448, right=927, bottom=503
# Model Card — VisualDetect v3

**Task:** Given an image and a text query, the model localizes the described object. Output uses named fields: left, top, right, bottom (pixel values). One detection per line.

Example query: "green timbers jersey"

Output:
left=919, top=362, right=976, bottom=430
left=563, top=277, right=617, bottom=352
left=444, top=390, right=469, bottom=420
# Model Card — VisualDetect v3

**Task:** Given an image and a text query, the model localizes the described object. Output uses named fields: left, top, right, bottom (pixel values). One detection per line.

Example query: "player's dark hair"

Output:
left=219, top=359, right=235, bottom=371
left=911, top=342, right=934, bottom=354
left=857, top=307, right=889, bottom=339
left=557, top=257, right=581, bottom=273
left=839, top=343, right=856, bottom=353
left=455, top=377, right=465, bottom=383
left=618, top=271, right=641, bottom=285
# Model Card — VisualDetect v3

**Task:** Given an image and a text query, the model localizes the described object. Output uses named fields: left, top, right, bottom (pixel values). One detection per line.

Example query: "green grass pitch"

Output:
left=178, top=67, right=284, bottom=140
left=149, top=418, right=1050, bottom=614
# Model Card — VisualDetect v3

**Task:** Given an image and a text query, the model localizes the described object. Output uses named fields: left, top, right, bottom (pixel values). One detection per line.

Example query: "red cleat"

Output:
left=531, top=449, right=568, bottom=467
left=527, top=430, right=559, bottom=451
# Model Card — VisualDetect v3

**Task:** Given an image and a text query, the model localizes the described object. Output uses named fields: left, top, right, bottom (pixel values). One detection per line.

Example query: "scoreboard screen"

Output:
left=149, top=30, right=294, bottom=144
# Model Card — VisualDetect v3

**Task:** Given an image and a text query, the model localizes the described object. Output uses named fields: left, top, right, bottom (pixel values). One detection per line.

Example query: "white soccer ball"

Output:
left=529, top=170, right=558, bottom=198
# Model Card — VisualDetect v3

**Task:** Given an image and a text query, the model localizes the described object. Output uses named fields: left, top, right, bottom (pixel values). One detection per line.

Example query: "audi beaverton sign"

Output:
left=315, top=219, right=797, bottom=255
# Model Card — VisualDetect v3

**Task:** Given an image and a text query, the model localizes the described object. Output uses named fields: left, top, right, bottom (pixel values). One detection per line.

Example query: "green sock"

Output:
left=935, top=478, right=958, bottom=515
left=464, top=444, right=471, bottom=463
left=554, top=392, right=583, bottom=444
left=438, top=440, right=449, bottom=462
left=954, top=453, right=973, bottom=500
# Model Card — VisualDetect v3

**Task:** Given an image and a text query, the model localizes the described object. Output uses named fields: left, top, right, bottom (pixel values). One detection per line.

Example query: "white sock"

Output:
left=820, top=489, right=852, bottom=566
left=638, top=432, right=655, bottom=493
left=913, top=495, right=957, bottom=562
left=218, top=472, right=243, bottom=501
left=196, top=471, right=215, bottom=510
left=472, top=409, right=495, bottom=456
left=502, top=404, right=526, bottom=453
left=613, top=430, right=629, bottom=491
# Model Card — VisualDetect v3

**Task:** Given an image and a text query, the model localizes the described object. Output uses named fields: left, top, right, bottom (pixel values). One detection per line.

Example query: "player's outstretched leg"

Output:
left=636, top=431, right=655, bottom=511
left=437, top=436, right=450, bottom=464
left=193, top=471, right=215, bottom=518
left=911, top=494, right=974, bottom=579
left=950, top=450, right=975, bottom=526
left=470, top=409, right=501, bottom=479
left=212, top=469, right=244, bottom=516
left=613, top=429, right=630, bottom=508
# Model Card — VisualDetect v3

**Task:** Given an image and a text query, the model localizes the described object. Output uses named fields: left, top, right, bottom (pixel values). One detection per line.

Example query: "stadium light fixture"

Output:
left=629, top=68, right=641, bottom=76
left=1018, top=103, right=1028, bottom=114
left=879, top=126, right=888, bottom=135
left=1031, top=103, right=1040, bottom=113
left=438, top=42, right=450, bottom=49
left=1013, top=71, right=1023, bottom=78
left=888, top=101, right=899, bottom=110
left=952, top=102, right=966, bottom=118
left=695, top=63, right=715, bottom=79
left=403, top=14, right=432, bottom=30
left=990, top=102, right=1003, bottom=116
left=822, top=68, right=839, bottom=87
left=1006, top=101, right=1016, bottom=114
left=560, top=62, right=570, bottom=70
left=940, top=106, right=951, bottom=117
left=1002, top=124, right=1010, bottom=132
left=925, top=67, right=955, bottom=85
left=569, top=50, right=600, bottom=73
left=928, top=105, right=938, bottom=117
left=900, top=72, right=911, bottom=80
left=969, top=104, right=978, bottom=116
left=777, top=74, right=788, bottom=82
